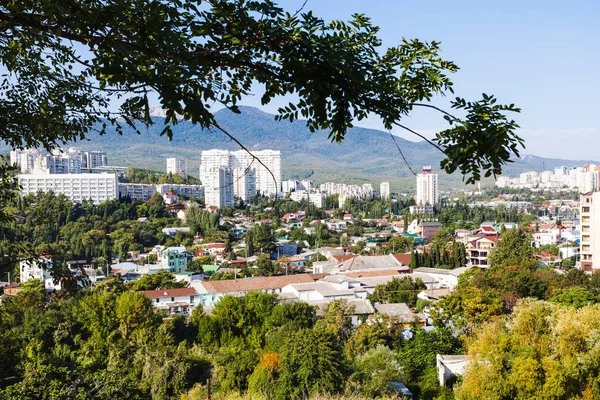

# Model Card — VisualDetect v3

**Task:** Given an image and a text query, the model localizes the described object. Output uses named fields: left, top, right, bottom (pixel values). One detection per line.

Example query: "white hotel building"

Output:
left=18, top=173, right=118, bottom=204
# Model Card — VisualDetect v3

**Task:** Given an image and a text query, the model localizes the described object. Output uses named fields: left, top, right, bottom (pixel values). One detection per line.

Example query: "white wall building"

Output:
left=380, top=182, right=391, bottom=199
left=290, top=190, right=326, bottom=208
left=416, top=166, right=439, bottom=206
left=166, top=157, right=187, bottom=177
left=18, top=173, right=118, bottom=204
left=202, top=167, right=234, bottom=208
left=230, top=149, right=281, bottom=197
left=200, top=149, right=281, bottom=202
left=20, top=257, right=53, bottom=288
left=580, top=191, right=600, bottom=273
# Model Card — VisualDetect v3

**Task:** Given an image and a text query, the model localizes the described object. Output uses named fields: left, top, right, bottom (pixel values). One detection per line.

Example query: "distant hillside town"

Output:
left=496, top=164, right=600, bottom=193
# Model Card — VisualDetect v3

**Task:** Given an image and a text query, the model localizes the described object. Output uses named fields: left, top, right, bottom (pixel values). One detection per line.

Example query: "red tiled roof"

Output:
left=201, top=274, right=318, bottom=293
left=143, top=287, right=196, bottom=299
left=392, top=253, right=412, bottom=265
left=204, top=243, right=226, bottom=249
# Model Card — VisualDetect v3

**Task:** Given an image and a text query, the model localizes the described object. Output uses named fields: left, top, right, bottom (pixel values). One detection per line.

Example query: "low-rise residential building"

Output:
left=417, top=222, right=443, bottom=240
left=372, top=302, right=426, bottom=327
left=334, top=254, right=411, bottom=275
left=160, top=246, right=193, bottom=272
left=533, top=231, right=561, bottom=247
left=143, top=287, right=198, bottom=314
left=20, top=257, right=53, bottom=289
left=437, top=355, right=470, bottom=387
left=464, top=236, right=498, bottom=267
left=190, top=274, right=320, bottom=307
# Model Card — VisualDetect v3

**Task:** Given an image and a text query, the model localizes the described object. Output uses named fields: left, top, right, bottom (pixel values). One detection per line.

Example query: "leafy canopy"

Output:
left=1, top=0, right=521, bottom=183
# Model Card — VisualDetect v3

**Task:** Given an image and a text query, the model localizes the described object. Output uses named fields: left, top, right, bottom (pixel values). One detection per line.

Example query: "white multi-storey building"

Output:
left=85, top=150, right=108, bottom=169
left=230, top=150, right=281, bottom=197
left=233, top=168, right=256, bottom=202
left=166, top=157, right=187, bottom=177
left=290, top=190, right=326, bottom=208
left=20, top=257, right=53, bottom=286
left=202, top=167, right=234, bottom=208
left=200, top=149, right=281, bottom=202
left=380, top=182, right=391, bottom=199
left=495, top=164, right=600, bottom=193
left=416, top=166, right=438, bottom=206
left=580, top=191, right=600, bottom=273
left=10, top=148, right=108, bottom=174
left=18, top=173, right=118, bottom=204
left=118, top=183, right=158, bottom=201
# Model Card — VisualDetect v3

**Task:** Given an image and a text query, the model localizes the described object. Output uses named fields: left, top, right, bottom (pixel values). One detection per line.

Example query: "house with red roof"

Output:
left=464, top=236, right=498, bottom=267
left=142, top=287, right=198, bottom=315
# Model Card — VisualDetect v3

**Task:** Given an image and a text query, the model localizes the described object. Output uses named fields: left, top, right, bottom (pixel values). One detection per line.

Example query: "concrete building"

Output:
left=160, top=246, right=193, bottom=273
left=85, top=150, right=108, bottom=169
left=202, top=166, right=234, bottom=208
left=156, top=184, right=204, bottom=199
left=380, top=182, right=391, bottom=199
left=232, top=167, right=256, bottom=202
left=289, top=190, right=326, bottom=208
left=18, top=173, right=118, bottom=204
left=166, top=157, right=187, bottom=177
left=118, top=183, right=157, bottom=201
left=580, top=192, right=600, bottom=273
left=200, top=149, right=281, bottom=202
left=20, top=257, right=53, bottom=288
left=416, top=166, right=439, bottom=206
left=229, top=150, right=281, bottom=197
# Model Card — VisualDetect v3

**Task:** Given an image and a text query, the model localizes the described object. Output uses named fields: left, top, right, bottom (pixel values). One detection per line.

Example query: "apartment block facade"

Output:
left=18, top=173, right=118, bottom=204
left=416, top=166, right=439, bottom=206
left=166, top=157, right=187, bottom=177
left=580, top=192, right=600, bottom=272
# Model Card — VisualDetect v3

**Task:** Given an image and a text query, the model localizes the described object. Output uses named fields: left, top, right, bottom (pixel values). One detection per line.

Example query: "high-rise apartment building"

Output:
left=380, top=182, right=391, bottom=199
left=416, top=166, right=438, bottom=206
left=202, top=167, right=234, bottom=208
left=10, top=148, right=107, bottom=173
left=166, top=157, right=187, bottom=177
left=86, top=150, right=108, bottom=169
left=580, top=192, right=600, bottom=273
left=200, top=149, right=281, bottom=204
left=230, top=150, right=281, bottom=197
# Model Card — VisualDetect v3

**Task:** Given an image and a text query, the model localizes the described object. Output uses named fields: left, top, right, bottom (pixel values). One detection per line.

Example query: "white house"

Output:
left=20, top=257, right=54, bottom=289
left=143, top=287, right=198, bottom=315
left=437, top=355, right=470, bottom=387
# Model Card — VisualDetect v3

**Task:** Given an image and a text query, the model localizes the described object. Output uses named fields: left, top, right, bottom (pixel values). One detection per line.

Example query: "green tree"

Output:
left=488, top=228, right=534, bottom=269
left=1, top=1, right=522, bottom=210
left=128, top=270, right=186, bottom=291
left=369, top=276, right=426, bottom=307
left=349, top=345, right=403, bottom=397
left=275, top=326, right=350, bottom=398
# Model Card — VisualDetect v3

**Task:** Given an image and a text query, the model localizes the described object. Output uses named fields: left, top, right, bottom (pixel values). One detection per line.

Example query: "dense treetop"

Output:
left=1, top=0, right=521, bottom=184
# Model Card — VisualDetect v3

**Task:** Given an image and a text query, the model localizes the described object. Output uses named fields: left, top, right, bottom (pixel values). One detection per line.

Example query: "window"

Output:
left=156, top=298, right=159, bottom=303
left=171, top=297, right=175, bottom=302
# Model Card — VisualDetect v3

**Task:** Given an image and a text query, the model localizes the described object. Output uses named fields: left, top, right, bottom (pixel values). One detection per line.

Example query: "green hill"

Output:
left=6, top=106, right=597, bottom=192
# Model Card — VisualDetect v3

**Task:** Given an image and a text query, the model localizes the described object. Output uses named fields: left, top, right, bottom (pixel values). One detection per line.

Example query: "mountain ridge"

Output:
left=5, top=106, right=597, bottom=191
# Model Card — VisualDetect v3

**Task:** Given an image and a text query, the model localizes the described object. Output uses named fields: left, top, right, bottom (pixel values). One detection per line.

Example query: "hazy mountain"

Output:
left=6, top=106, right=598, bottom=191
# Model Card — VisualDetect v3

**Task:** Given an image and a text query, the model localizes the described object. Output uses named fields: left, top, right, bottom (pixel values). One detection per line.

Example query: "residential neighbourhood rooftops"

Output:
left=142, top=287, right=196, bottom=299
left=199, top=274, right=319, bottom=294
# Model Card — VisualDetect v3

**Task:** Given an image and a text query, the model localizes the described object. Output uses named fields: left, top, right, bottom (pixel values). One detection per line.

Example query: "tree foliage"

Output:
left=1, top=0, right=520, bottom=186
left=455, top=299, right=600, bottom=400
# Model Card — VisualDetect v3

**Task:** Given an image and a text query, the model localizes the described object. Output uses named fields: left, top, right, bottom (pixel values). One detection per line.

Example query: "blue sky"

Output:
left=238, top=0, right=600, bottom=160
